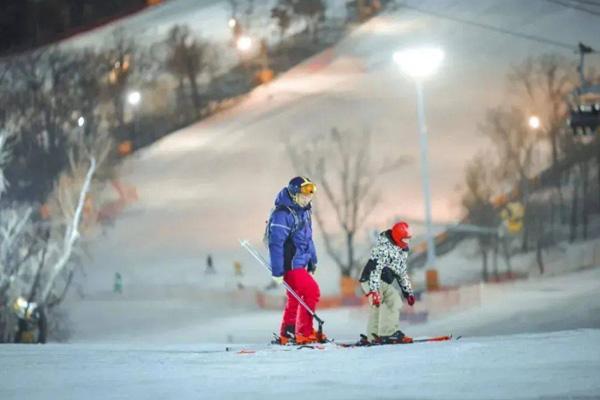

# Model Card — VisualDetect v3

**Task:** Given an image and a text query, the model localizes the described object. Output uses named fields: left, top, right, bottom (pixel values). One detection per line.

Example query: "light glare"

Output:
left=128, top=91, right=141, bottom=106
left=236, top=35, right=253, bottom=52
left=528, top=115, right=541, bottom=130
left=393, top=47, right=444, bottom=80
left=77, top=116, right=85, bottom=127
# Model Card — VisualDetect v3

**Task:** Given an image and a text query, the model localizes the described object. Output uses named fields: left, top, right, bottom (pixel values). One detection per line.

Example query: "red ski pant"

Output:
left=279, top=268, right=320, bottom=337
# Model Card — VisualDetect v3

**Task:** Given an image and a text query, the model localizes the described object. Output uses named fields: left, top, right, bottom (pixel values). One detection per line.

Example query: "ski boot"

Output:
left=356, top=334, right=371, bottom=346
left=379, top=330, right=413, bottom=344
left=296, top=329, right=327, bottom=344
left=272, top=325, right=295, bottom=345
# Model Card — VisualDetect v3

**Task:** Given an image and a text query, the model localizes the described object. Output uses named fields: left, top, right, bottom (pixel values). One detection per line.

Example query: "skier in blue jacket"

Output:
left=267, top=176, right=324, bottom=344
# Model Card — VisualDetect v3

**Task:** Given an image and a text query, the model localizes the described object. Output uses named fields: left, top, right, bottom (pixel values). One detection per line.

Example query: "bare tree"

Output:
left=40, top=126, right=112, bottom=305
left=479, top=106, right=540, bottom=251
left=508, top=54, right=577, bottom=224
left=273, top=0, right=326, bottom=43
left=286, top=128, right=409, bottom=277
left=39, top=156, right=96, bottom=304
left=461, top=153, right=500, bottom=281
left=0, top=125, right=111, bottom=342
left=509, top=55, right=576, bottom=171
left=103, top=29, right=139, bottom=131
left=165, top=25, right=216, bottom=119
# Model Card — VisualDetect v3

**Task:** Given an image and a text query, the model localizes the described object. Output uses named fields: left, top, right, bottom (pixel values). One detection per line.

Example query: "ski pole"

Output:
left=240, top=240, right=325, bottom=334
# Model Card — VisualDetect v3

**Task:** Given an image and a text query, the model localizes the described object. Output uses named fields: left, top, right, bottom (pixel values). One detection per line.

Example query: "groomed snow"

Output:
left=2, top=331, right=599, bottom=400
left=3, top=260, right=599, bottom=399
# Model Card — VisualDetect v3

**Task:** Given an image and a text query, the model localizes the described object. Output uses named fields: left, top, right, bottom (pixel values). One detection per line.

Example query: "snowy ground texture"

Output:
left=3, top=267, right=600, bottom=400
left=1, top=330, right=599, bottom=400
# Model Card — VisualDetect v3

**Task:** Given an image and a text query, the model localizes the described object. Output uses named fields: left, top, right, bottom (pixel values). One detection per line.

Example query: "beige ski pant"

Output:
left=361, top=281, right=402, bottom=340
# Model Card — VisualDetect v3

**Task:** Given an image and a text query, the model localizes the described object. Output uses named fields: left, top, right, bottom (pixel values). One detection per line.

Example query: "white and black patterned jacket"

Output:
left=359, top=231, right=413, bottom=297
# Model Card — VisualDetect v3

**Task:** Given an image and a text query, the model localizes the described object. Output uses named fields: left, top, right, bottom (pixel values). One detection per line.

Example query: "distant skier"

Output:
left=358, top=221, right=416, bottom=343
left=234, top=261, right=244, bottom=289
left=205, top=254, right=215, bottom=274
left=113, top=272, right=123, bottom=294
left=266, top=176, right=325, bottom=345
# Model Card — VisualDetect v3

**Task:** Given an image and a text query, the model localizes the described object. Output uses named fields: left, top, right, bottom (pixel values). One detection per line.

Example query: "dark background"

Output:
left=0, top=0, right=149, bottom=56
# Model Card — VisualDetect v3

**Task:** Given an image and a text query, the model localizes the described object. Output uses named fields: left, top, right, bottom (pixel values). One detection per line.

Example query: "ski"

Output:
left=235, top=343, right=326, bottom=355
left=334, top=334, right=458, bottom=348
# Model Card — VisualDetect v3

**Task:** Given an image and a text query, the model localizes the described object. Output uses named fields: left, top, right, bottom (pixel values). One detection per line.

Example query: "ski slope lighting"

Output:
left=528, top=115, right=541, bottom=130
left=236, top=35, right=253, bottom=52
left=393, top=47, right=444, bottom=80
left=127, top=91, right=141, bottom=106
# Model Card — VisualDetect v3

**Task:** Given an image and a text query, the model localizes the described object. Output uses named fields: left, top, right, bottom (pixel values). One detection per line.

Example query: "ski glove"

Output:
left=366, top=291, right=381, bottom=307
left=272, top=276, right=284, bottom=285
left=307, top=261, right=317, bottom=275
left=406, top=294, right=415, bottom=306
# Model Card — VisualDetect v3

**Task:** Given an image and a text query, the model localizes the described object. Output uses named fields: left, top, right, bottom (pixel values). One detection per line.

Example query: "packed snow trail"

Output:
left=2, top=329, right=599, bottom=400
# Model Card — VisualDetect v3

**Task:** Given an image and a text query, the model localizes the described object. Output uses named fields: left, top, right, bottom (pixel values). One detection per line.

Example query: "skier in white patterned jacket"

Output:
left=358, top=221, right=415, bottom=343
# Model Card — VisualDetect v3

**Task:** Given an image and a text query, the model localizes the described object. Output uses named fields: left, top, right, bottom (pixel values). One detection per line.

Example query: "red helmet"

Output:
left=391, top=221, right=411, bottom=248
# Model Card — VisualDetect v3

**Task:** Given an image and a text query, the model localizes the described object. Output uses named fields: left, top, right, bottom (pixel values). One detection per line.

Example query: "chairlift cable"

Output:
left=545, top=0, right=600, bottom=17
left=396, top=2, right=587, bottom=53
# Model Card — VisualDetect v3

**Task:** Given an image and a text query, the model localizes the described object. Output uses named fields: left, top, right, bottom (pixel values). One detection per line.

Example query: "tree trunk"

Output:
left=581, top=161, right=590, bottom=240
left=502, top=236, right=512, bottom=274
left=555, top=175, right=567, bottom=224
left=569, top=177, right=579, bottom=243
left=187, top=71, right=202, bottom=118
left=481, top=246, right=488, bottom=282
left=596, top=144, right=600, bottom=210
left=113, top=95, right=125, bottom=131
left=521, top=221, right=529, bottom=252
left=492, top=236, right=499, bottom=280
left=536, top=238, right=545, bottom=275
left=346, top=231, right=355, bottom=278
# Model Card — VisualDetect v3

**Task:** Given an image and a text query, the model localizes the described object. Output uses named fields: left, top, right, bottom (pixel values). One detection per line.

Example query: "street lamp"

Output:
left=127, top=91, right=141, bottom=106
left=127, top=90, right=142, bottom=135
left=393, top=46, right=444, bottom=274
left=528, top=115, right=541, bottom=130
left=236, top=35, right=253, bottom=52
left=77, top=116, right=85, bottom=127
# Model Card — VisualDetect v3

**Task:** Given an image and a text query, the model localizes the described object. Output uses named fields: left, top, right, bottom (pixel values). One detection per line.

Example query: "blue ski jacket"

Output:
left=268, top=188, right=317, bottom=277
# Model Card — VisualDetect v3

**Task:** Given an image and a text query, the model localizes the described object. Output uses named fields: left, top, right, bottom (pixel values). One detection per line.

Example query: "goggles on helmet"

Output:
left=300, top=181, right=317, bottom=195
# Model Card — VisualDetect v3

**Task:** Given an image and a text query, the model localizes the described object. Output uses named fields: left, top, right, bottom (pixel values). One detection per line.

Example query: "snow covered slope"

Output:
left=63, top=263, right=600, bottom=344
left=9, top=259, right=600, bottom=399
left=2, top=330, right=599, bottom=400
left=80, top=0, right=600, bottom=297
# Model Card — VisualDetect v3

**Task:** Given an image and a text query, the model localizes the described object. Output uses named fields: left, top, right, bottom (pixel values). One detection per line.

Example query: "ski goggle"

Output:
left=300, top=181, right=317, bottom=195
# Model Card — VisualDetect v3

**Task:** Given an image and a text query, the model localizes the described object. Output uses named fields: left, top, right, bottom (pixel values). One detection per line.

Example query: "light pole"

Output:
left=393, top=47, right=444, bottom=274
left=127, top=90, right=141, bottom=136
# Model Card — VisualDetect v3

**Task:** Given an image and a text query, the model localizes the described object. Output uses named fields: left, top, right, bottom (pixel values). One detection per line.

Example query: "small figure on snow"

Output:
left=267, top=176, right=325, bottom=345
left=358, top=221, right=416, bottom=344
left=234, top=261, right=244, bottom=289
left=205, top=254, right=215, bottom=274
left=113, top=272, right=123, bottom=294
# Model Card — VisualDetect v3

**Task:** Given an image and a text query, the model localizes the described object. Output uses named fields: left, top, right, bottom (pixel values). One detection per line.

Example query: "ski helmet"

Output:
left=287, top=176, right=316, bottom=207
left=391, top=221, right=411, bottom=248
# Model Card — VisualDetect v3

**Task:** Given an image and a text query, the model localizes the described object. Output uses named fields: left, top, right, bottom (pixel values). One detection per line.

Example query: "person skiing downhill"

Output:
left=267, top=176, right=325, bottom=345
left=359, top=221, right=416, bottom=343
